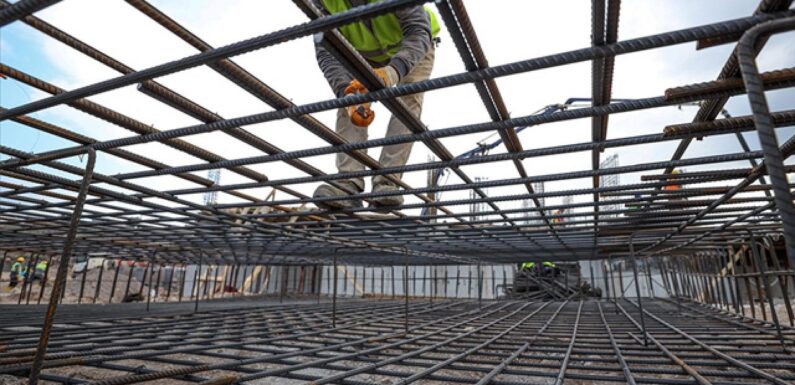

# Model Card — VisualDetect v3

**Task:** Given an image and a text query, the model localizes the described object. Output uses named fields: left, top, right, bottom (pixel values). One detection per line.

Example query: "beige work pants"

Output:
left=335, top=48, right=435, bottom=191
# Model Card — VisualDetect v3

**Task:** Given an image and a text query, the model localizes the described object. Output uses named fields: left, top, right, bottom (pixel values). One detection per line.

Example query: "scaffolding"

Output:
left=1, top=0, right=794, bottom=383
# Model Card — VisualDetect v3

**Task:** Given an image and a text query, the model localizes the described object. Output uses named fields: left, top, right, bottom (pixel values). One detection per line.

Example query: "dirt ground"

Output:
left=0, top=264, right=145, bottom=305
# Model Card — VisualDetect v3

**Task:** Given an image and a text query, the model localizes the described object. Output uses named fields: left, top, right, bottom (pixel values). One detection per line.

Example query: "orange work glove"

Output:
left=343, top=79, right=374, bottom=127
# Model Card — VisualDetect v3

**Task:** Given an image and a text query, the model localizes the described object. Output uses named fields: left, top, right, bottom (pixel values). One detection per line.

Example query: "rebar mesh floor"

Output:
left=1, top=298, right=794, bottom=385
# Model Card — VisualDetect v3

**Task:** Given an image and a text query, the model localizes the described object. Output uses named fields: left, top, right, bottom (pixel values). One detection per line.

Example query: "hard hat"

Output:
left=16, top=256, right=25, bottom=262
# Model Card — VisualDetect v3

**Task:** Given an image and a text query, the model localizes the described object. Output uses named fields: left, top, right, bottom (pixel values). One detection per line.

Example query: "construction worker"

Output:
left=9, top=256, right=25, bottom=288
left=662, top=169, right=682, bottom=191
left=32, top=260, right=48, bottom=283
left=312, top=0, right=441, bottom=209
left=520, top=261, right=556, bottom=275
left=551, top=209, right=565, bottom=224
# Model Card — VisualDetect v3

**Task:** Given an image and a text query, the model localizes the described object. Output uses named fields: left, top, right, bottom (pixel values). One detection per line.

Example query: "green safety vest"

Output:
left=321, top=0, right=441, bottom=63
left=10, top=262, right=24, bottom=274
left=521, top=261, right=556, bottom=269
left=35, top=262, right=48, bottom=272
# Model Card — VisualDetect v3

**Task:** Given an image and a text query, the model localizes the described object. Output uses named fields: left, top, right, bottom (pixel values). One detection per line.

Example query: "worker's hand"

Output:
left=344, top=79, right=368, bottom=96
left=374, top=66, right=399, bottom=87
left=343, top=79, right=375, bottom=127
left=347, top=104, right=375, bottom=127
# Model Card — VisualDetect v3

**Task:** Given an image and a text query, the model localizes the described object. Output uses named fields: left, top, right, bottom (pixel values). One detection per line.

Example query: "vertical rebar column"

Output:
left=491, top=266, right=496, bottom=300
left=500, top=268, right=505, bottom=300
left=165, top=264, right=174, bottom=302
left=629, top=234, right=648, bottom=346
left=123, top=261, right=135, bottom=301
left=726, top=246, right=741, bottom=314
left=644, top=256, right=654, bottom=298
left=220, top=264, right=229, bottom=298
left=178, top=264, right=186, bottom=302
left=455, top=266, right=461, bottom=298
left=738, top=17, right=795, bottom=267
left=109, top=259, right=121, bottom=304
left=477, top=259, right=483, bottom=309
left=763, top=237, right=795, bottom=326
left=332, top=253, right=338, bottom=328
left=603, top=259, right=611, bottom=301
left=317, top=266, right=323, bottom=303
left=342, top=268, right=348, bottom=297
left=740, top=248, right=756, bottom=318
left=146, top=254, right=156, bottom=312
left=0, top=251, right=6, bottom=287
left=18, top=254, right=37, bottom=305
left=77, top=256, right=89, bottom=304
left=431, top=267, right=436, bottom=307
left=281, top=265, right=288, bottom=302
left=21, top=254, right=39, bottom=305
left=92, top=258, right=105, bottom=304
left=211, top=264, right=220, bottom=298
left=748, top=232, right=784, bottom=346
left=202, top=264, right=212, bottom=299
left=404, top=252, right=409, bottom=334
left=421, top=266, right=426, bottom=299
left=194, top=253, right=203, bottom=313
left=25, top=255, right=42, bottom=305
left=37, top=256, right=53, bottom=305
left=353, top=267, right=359, bottom=298
left=138, top=261, right=150, bottom=300
left=29, top=148, right=95, bottom=385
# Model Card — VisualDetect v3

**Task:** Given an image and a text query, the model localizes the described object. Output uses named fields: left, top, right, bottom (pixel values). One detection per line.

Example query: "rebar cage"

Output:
left=1, top=0, right=795, bottom=383
left=0, top=0, right=793, bottom=266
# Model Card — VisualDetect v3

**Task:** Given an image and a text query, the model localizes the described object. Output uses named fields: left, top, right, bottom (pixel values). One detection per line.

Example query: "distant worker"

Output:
left=551, top=209, right=565, bottom=224
left=9, top=256, right=26, bottom=288
left=311, top=0, right=441, bottom=210
left=32, top=260, right=48, bottom=283
left=663, top=169, right=682, bottom=191
left=520, top=261, right=556, bottom=276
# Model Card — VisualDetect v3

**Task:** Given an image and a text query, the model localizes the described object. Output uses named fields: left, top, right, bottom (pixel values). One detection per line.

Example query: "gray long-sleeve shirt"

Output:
left=313, top=0, right=433, bottom=97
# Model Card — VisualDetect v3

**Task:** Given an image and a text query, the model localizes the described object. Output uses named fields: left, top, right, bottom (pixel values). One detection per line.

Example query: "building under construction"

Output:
left=1, top=0, right=794, bottom=384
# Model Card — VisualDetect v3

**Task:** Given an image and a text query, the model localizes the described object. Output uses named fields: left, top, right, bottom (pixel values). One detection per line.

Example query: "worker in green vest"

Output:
left=32, top=260, right=48, bottom=283
left=312, top=0, right=441, bottom=210
left=9, top=256, right=26, bottom=287
left=520, top=261, right=556, bottom=275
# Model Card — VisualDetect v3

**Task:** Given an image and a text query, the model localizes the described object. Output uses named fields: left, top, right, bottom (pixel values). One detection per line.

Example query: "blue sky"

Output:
left=1, top=0, right=794, bottom=215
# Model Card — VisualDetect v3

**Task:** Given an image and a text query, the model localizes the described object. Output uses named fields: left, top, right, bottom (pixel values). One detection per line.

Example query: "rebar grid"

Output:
left=2, top=2, right=795, bottom=383
left=0, top=298, right=793, bottom=384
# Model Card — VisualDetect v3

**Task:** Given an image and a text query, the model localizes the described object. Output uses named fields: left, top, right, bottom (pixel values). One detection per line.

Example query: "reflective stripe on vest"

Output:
left=321, top=0, right=440, bottom=63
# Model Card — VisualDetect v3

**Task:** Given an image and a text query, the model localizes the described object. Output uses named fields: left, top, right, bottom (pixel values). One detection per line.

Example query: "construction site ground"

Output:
left=1, top=297, right=794, bottom=385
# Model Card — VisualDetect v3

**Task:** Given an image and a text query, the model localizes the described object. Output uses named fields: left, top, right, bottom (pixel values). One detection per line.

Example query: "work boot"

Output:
left=313, top=181, right=363, bottom=210
left=370, top=181, right=404, bottom=209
